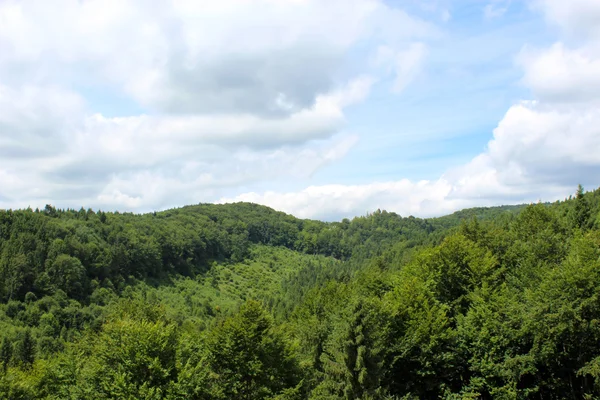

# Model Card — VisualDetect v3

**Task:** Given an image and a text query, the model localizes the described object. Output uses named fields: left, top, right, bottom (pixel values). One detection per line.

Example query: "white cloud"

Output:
left=219, top=179, right=458, bottom=220
left=221, top=98, right=600, bottom=220
left=220, top=2, right=600, bottom=220
left=0, top=0, right=433, bottom=116
left=4, top=0, right=598, bottom=221
left=0, top=0, right=428, bottom=211
left=533, top=0, right=600, bottom=38
left=0, top=76, right=367, bottom=210
left=484, top=2, right=509, bottom=20
left=373, top=42, right=428, bottom=93
left=446, top=101, right=600, bottom=197
left=518, top=43, right=600, bottom=103
left=0, top=84, right=84, bottom=147
left=87, top=133, right=360, bottom=211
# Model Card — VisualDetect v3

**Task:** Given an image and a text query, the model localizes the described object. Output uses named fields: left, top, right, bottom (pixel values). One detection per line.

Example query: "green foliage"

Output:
left=382, top=271, right=456, bottom=397
left=204, top=300, right=300, bottom=399
left=78, top=318, right=179, bottom=399
left=0, top=336, right=11, bottom=372
left=313, top=298, right=387, bottom=400
left=15, top=329, right=36, bottom=368
left=46, top=254, right=86, bottom=298
left=409, top=234, right=497, bottom=317
left=1, top=186, right=600, bottom=398
left=572, top=184, right=592, bottom=230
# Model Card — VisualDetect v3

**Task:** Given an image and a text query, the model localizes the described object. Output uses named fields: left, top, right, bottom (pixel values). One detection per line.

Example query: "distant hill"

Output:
left=1, top=186, right=600, bottom=398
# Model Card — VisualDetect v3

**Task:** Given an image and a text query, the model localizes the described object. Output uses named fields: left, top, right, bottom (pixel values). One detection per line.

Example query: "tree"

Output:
left=292, top=281, right=350, bottom=376
left=527, top=233, right=600, bottom=397
left=0, top=337, right=11, bottom=372
left=314, top=299, right=386, bottom=399
left=43, top=204, right=58, bottom=217
left=205, top=300, right=300, bottom=399
left=79, top=318, right=178, bottom=399
left=456, top=285, right=535, bottom=398
left=572, top=184, right=591, bottom=230
left=2, top=254, right=29, bottom=301
left=382, top=273, right=457, bottom=398
left=411, top=234, right=497, bottom=317
left=47, top=254, right=86, bottom=298
left=15, top=329, right=36, bottom=368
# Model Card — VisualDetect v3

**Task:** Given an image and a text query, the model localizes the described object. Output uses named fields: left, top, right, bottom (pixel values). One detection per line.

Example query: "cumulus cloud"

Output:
left=221, top=98, right=600, bottom=220
left=518, top=43, right=600, bottom=103
left=533, top=0, right=600, bottom=38
left=3, top=0, right=598, bottom=220
left=445, top=101, right=600, bottom=197
left=220, top=104, right=600, bottom=219
left=0, top=0, right=430, bottom=211
left=0, top=77, right=366, bottom=210
left=0, top=0, right=433, bottom=116
left=95, top=133, right=360, bottom=211
left=219, top=180, right=457, bottom=220
left=220, top=1, right=600, bottom=220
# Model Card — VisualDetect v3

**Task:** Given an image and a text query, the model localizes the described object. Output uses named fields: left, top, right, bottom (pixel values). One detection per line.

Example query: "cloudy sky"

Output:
left=0, top=0, right=599, bottom=220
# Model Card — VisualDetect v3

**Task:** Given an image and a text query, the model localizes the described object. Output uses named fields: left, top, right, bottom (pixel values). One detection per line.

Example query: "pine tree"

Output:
left=316, top=299, right=385, bottom=399
left=16, top=329, right=35, bottom=368
left=573, top=184, right=591, bottom=230
left=0, top=336, right=11, bottom=372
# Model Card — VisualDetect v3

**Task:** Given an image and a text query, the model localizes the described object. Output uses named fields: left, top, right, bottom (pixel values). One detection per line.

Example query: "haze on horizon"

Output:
left=0, top=0, right=599, bottom=221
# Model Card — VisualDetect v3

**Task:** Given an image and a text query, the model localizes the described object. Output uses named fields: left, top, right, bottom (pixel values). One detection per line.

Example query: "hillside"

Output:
left=1, top=186, right=600, bottom=398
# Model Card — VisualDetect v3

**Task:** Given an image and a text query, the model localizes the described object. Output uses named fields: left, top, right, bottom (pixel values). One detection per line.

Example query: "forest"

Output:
left=1, top=185, right=600, bottom=399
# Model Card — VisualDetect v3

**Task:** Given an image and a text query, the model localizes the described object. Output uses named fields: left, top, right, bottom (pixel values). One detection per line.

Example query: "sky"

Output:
left=0, top=0, right=600, bottom=221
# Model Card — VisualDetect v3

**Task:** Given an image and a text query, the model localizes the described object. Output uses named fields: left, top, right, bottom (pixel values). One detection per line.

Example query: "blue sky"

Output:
left=325, top=1, right=546, bottom=182
left=0, top=0, right=599, bottom=220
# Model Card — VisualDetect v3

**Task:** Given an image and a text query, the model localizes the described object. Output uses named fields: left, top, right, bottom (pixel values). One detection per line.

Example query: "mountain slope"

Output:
left=1, top=186, right=600, bottom=398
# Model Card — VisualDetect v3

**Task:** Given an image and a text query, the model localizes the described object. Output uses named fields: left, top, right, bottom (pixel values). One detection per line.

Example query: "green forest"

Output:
left=1, top=185, right=600, bottom=399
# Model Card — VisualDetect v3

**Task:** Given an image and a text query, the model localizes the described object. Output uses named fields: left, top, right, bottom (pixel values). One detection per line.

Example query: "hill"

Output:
left=1, top=185, right=600, bottom=398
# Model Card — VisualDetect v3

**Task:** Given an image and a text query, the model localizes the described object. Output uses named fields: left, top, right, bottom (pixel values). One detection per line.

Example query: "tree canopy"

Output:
left=1, top=185, right=600, bottom=398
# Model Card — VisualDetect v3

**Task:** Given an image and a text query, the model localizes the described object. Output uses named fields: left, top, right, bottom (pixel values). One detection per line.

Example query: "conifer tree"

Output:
left=573, top=184, right=591, bottom=230
left=316, top=299, right=385, bottom=399
left=0, top=337, right=11, bottom=372
left=16, top=329, right=35, bottom=368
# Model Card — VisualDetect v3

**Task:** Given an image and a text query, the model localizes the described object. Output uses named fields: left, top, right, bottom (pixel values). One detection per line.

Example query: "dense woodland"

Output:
left=1, top=185, right=600, bottom=399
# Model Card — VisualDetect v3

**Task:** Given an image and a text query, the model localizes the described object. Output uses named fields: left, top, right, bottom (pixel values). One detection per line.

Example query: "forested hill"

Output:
left=0, top=199, right=520, bottom=303
left=1, top=186, right=600, bottom=399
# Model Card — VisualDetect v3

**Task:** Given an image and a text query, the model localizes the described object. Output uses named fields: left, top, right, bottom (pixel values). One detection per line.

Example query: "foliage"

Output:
left=1, top=186, right=600, bottom=398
